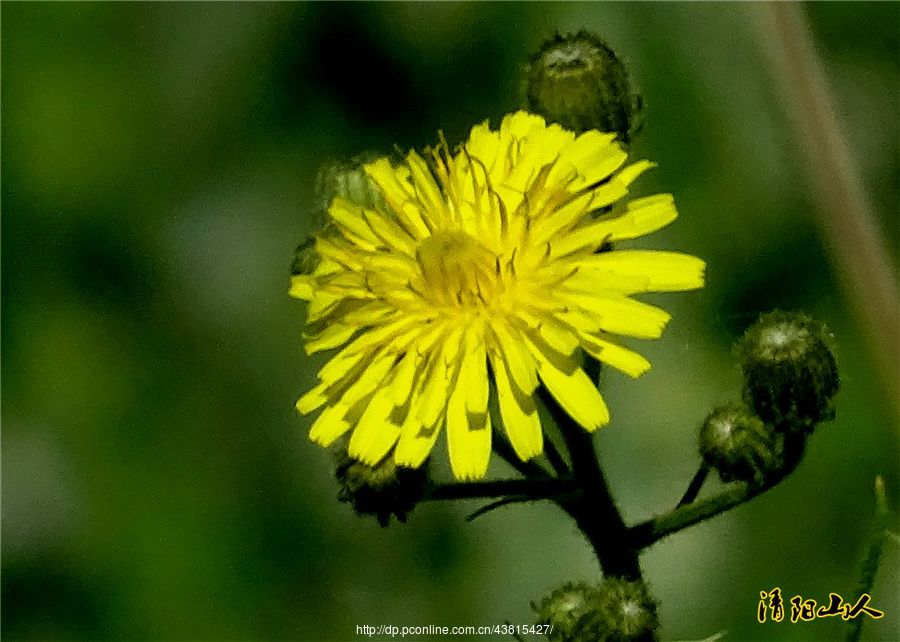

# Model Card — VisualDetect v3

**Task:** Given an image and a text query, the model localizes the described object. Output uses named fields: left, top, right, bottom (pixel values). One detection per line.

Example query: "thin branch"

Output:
left=846, top=475, right=890, bottom=642
left=677, top=464, right=710, bottom=507
left=466, top=496, right=532, bottom=522
left=629, top=479, right=776, bottom=549
left=425, top=477, right=577, bottom=502
left=631, top=431, right=808, bottom=547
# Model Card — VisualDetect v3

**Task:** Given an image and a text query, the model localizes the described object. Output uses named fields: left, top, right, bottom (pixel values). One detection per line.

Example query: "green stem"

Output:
left=630, top=433, right=805, bottom=548
left=630, top=478, right=776, bottom=548
left=426, top=477, right=577, bottom=502
left=845, top=476, right=890, bottom=642
left=677, top=464, right=710, bottom=507
left=541, top=387, right=642, bottom=580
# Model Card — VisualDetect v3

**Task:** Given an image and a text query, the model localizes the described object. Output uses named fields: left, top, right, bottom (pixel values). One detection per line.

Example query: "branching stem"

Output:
left=540, top=387, right=642, bottom=580
left=630, top=477, right=781, bottom=548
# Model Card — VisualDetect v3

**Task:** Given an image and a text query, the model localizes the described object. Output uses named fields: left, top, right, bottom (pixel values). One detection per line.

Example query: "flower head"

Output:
left=699, top=403, right=782, bottom=485
left=526, top=30, right=641, bottom=142
left=291, top=112, right=704, bottom=480
left=533, top=578, right=659, bottom=642
left=738, top=311, right=839, bottom=433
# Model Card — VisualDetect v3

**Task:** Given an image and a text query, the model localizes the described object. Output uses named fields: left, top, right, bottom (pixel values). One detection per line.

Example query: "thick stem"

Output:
left=542, top=388, right=642, bottom=580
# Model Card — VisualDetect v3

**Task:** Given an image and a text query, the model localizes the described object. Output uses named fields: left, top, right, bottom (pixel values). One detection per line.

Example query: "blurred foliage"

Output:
left=2, top=2, right=897, bottom=641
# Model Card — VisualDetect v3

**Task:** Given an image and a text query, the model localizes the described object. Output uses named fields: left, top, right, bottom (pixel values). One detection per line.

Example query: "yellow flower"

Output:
left=291, top=111, right=704, bottom=480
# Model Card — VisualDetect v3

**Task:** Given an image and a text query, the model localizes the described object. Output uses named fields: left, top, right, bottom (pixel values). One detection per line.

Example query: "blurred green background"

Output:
left=2, top=2, right=898, bottom=641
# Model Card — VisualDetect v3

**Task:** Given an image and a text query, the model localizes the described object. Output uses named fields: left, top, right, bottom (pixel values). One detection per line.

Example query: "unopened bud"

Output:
left=699, top=403, right=782, bottom=485
left=594, top=578, right=659, bottom=642
left=334, top=449, right=428, bottom=527
left=534, top=582, right=601, bottom=642
left=525, top=31, right=641, bottom=142
left=534, top=579, right=658, bottom=642
left=314, top=152, right=385, bottom=214
left=291, top=153, right=384, bottom=276
left=738, top=312, right=839, bottom=433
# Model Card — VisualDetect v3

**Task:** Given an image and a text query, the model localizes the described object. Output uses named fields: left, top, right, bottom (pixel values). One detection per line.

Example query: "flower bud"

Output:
left=534, top=579, right=658, bottom=642
left=525, top=31, right=641, bottom=142
left=699, top=403, right=782, bottom=485
left=594, top=578, right=659, bottom=642
left=534, top=582, right=600, bottom=642
left=291, top=153, right=384, bottom=277
left=314, top=152, right=385, bottom=214
left=738, top=312, right=839, bottom=433
left=334, top=449, right=428, bottom=527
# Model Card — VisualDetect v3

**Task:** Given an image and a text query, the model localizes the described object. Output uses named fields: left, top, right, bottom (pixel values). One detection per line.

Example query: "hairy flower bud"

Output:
left=699, top=403, right=782, bottom=485
left=314, top=152, right=385, bottom=214
left=334, top=449, right=428, bottom=527
left=534, top=582, right=600, bottom=642
left=525, top=31, right=641, bottom=142
left=594, top=578, right=659, bottom=642
left=534, top=579, right=658, bottom=642
left=738, top=312, right=839, bottom=433
left=291, top=153, right=384, bottom=277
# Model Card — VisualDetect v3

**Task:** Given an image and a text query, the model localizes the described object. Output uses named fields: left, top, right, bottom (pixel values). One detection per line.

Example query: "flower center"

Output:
left=416, top=230, right=503, bottom=308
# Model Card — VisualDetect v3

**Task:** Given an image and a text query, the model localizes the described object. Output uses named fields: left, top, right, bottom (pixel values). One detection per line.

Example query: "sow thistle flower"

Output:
left=291, top=111, right=704, bottom=480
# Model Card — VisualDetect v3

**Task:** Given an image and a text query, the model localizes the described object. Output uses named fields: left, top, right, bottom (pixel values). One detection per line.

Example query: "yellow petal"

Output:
left=296, top=383, right=328, bottom=415
left=529, top=192, right=594, bottom=246
left=589, top=160, right=655, bottom=207
left=461, top=328, right=489, bottom=415
left=289, top=274, right=315, bottom=300
left=388, top=350, right=419, bottom=405
left=406, top=150, right=449, bottom=226
left=526, top=336, right=609, bottom=432
left=501, top=111, right=547, bottom=141
left=417, top=327, right=461, bottom=428
left=309, top=404, right=352, bottom=446
left=314, top=235, right=365, bottom=271
left=329, top=197, right=381, bottom=249
left=338, top=351, right=397, bottom=409
left=394, top=395, right=443, bottom=468
left=558, top=130, right=627, bottom=191
left=489, top=319, right=538, bottom=393
left=517, top=311, right=580, bottom=357
left=551, top=192, right=677, bottom=258
left=363, top=159, right=430, bottom=238
left=558, top=293, right=671, bottom=339
left=490, top=350, right=542, bottom=460
left=362, top=208, right=416, bottom=255
left=464, top=121, right=500, bottom=174
left=446, top=381, right=491, bottom=480
left=575, top=250, right=706, bottom=293
left=580, top=335, right=651, bottom=378
left=348, top=390, right=400, bottom=465
left=304, top=323, right=357, bottom=355
left=307, top=291, right=341, bottom=324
